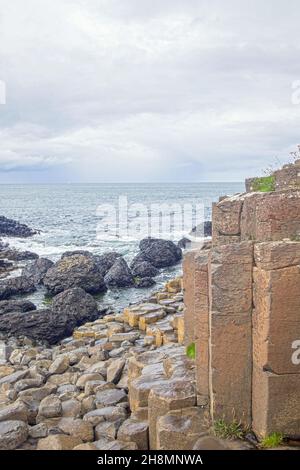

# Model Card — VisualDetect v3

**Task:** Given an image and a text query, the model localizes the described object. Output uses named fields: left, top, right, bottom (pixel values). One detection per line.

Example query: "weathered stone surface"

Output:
left=193, top=435, right=252, bottom=450
left=254, top=241, right=300, bottom=271
left=22, top=258, right=54, bottom=285
left=58, top=417, right=94, bottom=442
left=148, top=379, right=196, bottom=449
left=133, top=238, right=182, bottom=268
left=139, top=310, right=166, bottom=331
left=193, top=251, right=209, bottom=399
left=241, top=190, right=300, bottom=242
left=38, top=395, right=62, bottom=419
left=95, top=389, right=127, bottom=408
left=212, top=195, right=243, bottom=246
left=107, top=359, right=125, bottom=384
left=76, top=373, right=104, bottom=389
left=104, top=258, right=134, bottom=287
left=0, top=299, right=36, bottom=316
left=253, top=264, right=300, bottom=374
left=61, top=399, right=82, bottom=418
left=157, top=407, right=208, bottom=450
left=252, top=366, right=300, bottom=438
left=73, top=443, right=97, bottom=450
left=29, top=423, right=48, bottom=439
left=49, top=356, right=70, bottom=375
left=183, top=251, right=196, bottom=345
left=95, top=420, right=121, bottom=440
left=118, top=418, right=149, bottom=450
left=0, top=216, right=37, bottom=238
left=0, top=420, right=28, bottom=450
left=131, top=261, right=159, bottom=278
left=44, top=254, right=107, bottom=295
left=37, top=434, right=82, bottom=450
left=0, top=276, right=36, bottom=301
left=0, top=370, right=28, bottom=386
left=83, top=407, right=127, bottom=426
left=0, top=401, right=28, bottom=423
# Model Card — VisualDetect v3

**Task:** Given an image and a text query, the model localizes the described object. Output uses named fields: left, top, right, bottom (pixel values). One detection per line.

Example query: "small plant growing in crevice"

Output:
left=252, top=175, right=275, bottom=192
left=213, top=418, right=245, bottom=440
left=42, top=295, right=53, bottom=306
left=186, top=342, right=196, bottom=360
left=260, top=432, right=284, bottom=449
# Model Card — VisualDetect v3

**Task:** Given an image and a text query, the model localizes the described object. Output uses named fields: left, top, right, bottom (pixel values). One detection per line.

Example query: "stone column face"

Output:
left=241, top=190, right=300, bottom=242
left=209, top=242, right=253, bottom=426
left=182, top=251, right=196, bottom=346
left=194, top=251, right=209, bottom=400
left=212, top=197, right=243, bottom=246
left=252, top=241, right=300, bottom=437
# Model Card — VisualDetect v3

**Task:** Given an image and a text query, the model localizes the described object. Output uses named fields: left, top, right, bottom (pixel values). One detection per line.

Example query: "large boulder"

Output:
left=0, top=288, right=101, bottom=344
left=104, top=258, right=134, bottom=287
left=44, top=254, right=107, bottom=295
left=0, top=249, right=39, bottom=261
left=94, top=252, right=122, bottom=277
left=135, top=238, right=182, bottom=268
left=0, top=276, right=36, bottom=301
left=0, top=216, right=37, bottom=238
left=0, top=420, right=28, bottom=450
left=0, top=299, right=36, bottom=316
left=22, top=258, right=54, bottom=285
left=131, top=261, right=159, bottom=278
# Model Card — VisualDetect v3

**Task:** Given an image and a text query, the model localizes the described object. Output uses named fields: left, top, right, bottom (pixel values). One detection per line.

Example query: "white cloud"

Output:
left=1, top=0, right=300, bottom=181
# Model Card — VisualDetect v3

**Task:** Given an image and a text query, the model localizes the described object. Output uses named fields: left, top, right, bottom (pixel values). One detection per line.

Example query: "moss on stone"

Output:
left=252, top=175, right=275, bottom=192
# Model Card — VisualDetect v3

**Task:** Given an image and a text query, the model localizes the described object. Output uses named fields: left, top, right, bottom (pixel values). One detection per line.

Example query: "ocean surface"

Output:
left=0, top=183, right=244, bottom=310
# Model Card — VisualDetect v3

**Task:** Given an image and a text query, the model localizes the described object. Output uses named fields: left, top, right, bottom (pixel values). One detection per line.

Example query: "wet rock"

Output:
left=37, top=434, right=82, bottom=450
left=131, top=261, right=159, bottom=278
left=118, top=418, right=149, bottom=450
left=0, top=420, right=28, bottom=450
left=190, top=220, right=212, bottom=238
left=37, top=395, right=62, bottom=419
left=0, top=288, right=101, bottom=344
left=104, top=258, right=134, bottom=287
left=135, top=238, right=182, bottom=268
left=95, top=389, right=127, bottom=408
left=0, top=216, right=37, bottom=238
left=177, top=237, right=191, bottom=249
left=94, top=252, right=122, bottom=277
left=0, top=276, right=36, bottom=301
left=107, top=359, right=125, bottom=384
left=3, top=249, right=39, bottom=261
left=0, top=299, right=36, bottom=316
left=134, top=277, right=156, bottom=288
left=22, top=258, right=54, bottom=285
left=44, top=254, right=107, bottom=296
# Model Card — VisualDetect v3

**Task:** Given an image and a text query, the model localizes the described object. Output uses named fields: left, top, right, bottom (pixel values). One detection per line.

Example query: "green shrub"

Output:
left=252, top=176, right=275, bottom=192
left=213, top=419, right=245, bottom=440
left=260, top=432, right=284, bottom=449
left=186, top=342, right=196, bottom=360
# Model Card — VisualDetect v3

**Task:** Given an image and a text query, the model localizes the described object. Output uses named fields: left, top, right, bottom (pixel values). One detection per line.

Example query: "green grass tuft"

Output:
left=252, top=176, right=275, bottom=192
left=260, top=432, right=284, bottom=449
left=213, top=419, right=245, bottom=440
left=186, top=342, right=196, bottom=360
left=42, top=295, right=53, bottom=306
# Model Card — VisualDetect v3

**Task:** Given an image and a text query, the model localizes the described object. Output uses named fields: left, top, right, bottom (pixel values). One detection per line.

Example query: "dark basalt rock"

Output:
left=0, top=249, right=39, bottom=262
left=131, top=260, right=159, bottom=278
left=177, top=237, right=192, bottom=249
left=190, top=220, right=212, bottom=238
left=134, top=277, right=156, bottom=288
left=43, top=254, right=107, bottom=296
left=135, top=238, right=182, bottom=268
left=0, top=299, right=36, bottom=316
left=22, top=258, right=54, bottom=285
left=0, top=276, right=36, bottom=301
left=104, top=258, right=134, bottom=287
left=0, top=216, right=38, bottom=238
left=94, top=252, right=122, bottom=277
left=0, top=288, right=102, bottom=344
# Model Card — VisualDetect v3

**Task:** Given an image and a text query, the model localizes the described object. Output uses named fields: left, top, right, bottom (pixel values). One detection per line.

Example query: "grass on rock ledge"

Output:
left=260, top=432, right=284, bottom=449
left=252, top=175, right=275, bottom=192
left=213, top=419, right=245, bottom=440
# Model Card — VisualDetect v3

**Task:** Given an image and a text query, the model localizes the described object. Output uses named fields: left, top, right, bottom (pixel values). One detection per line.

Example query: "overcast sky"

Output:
left=1, top=0, right=300, bottom=183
